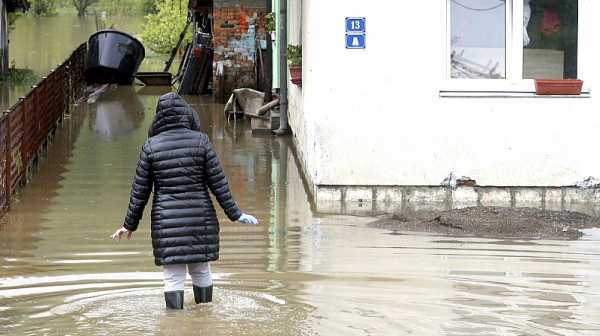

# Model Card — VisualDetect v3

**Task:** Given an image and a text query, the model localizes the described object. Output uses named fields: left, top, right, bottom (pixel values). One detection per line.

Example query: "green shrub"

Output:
left=265, top=12, right=276, bottom=32
left=141, top=0, right=191, bottom=55
left=285, top=44, right=302, bottom=67
left=0, top=62, right=40, bottom=84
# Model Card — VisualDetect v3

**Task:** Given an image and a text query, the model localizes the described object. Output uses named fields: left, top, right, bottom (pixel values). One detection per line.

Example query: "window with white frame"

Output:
left=448, top=0, right=578, bottom=89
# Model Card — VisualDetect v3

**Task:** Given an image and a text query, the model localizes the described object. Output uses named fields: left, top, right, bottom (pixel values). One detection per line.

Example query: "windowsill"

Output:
left=440, top=91, right=591, bottom=98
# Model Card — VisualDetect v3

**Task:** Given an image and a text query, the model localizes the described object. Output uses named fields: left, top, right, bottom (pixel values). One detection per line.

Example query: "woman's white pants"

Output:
left=163, top=262, right=212, bottom=291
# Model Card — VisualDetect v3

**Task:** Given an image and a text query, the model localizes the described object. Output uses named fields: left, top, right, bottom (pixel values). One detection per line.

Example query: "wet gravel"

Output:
left=368, top=206, right=600, bottom=240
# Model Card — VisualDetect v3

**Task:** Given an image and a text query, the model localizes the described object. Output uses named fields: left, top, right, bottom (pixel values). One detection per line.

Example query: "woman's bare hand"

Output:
left=110, top=227, right=133, bottom=242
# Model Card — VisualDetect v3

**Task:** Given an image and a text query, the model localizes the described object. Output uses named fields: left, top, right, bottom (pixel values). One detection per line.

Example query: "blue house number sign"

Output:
left=346, top=17, right=365, bottom=49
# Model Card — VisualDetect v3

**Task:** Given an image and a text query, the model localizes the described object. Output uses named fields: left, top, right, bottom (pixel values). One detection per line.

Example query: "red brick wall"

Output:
left=212, top=6, right=266, bottom=102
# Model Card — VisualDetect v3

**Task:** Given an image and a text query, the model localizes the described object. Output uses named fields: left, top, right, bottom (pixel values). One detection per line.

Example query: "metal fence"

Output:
left=0, top=42, right=87, bottom=211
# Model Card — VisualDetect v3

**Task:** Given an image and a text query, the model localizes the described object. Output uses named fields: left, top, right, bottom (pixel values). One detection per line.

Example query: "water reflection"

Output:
left=135, top=85, right=173, bottom=96
left=0, top=89, right=599, bottom=335
left=88, top=86, right=146, bottom=137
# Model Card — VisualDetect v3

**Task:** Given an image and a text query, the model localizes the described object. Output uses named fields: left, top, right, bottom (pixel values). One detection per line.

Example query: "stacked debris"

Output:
left=177, top=46, right=213, bottom=95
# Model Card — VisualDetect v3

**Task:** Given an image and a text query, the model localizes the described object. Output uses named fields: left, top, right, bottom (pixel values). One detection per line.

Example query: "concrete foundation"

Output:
left=314, top=185, right=600, bottom=216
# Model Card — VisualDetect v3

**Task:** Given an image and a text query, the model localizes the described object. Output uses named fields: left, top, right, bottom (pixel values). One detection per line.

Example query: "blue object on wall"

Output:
left=346, top=17, right=366, bottom=49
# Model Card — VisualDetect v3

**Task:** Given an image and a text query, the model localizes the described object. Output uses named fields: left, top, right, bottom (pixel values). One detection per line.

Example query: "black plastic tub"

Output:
left=85, top=30, right=145, bottom=85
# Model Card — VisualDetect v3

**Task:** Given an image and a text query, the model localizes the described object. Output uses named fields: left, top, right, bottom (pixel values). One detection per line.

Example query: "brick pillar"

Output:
left=212, top=5, right=266, bottom=102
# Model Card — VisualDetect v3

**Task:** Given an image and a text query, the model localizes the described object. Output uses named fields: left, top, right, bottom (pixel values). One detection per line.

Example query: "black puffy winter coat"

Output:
left=123, top=93, right=242, bottom=266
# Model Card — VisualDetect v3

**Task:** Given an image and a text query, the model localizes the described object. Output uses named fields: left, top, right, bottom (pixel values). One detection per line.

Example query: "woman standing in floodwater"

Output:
left=110, top=92, right=258, bottom=309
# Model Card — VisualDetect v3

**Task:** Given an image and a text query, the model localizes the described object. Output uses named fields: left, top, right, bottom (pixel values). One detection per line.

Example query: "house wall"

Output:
left=289, top=0, right=600, bottom=209
left=212, top=0, right=266, bottom=101
left=286, top=0, right=302, bottom=133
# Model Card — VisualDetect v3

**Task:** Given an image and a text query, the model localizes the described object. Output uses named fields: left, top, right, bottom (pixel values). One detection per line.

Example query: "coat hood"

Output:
left=147, top=92, right=201, bottom=137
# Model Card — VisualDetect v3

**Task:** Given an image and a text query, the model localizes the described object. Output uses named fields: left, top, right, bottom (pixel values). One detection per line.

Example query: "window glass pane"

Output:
left=450, top=0, right=506, bottom=79
left=523, top=0, right=577, bottom=79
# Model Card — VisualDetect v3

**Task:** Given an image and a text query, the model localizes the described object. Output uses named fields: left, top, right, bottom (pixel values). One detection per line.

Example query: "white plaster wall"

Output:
left=287, top=0, right=316, bottom=193
left=290, top=0, right=600, bottom=190
left=287, top=0, right=303, bottom=139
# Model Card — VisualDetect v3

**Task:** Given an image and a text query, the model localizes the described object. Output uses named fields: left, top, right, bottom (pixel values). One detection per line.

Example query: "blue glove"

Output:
left=237, top=213, right=258, bottom=225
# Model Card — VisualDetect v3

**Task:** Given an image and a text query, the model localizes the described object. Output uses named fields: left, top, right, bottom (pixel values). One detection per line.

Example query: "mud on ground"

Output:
left=367, top=206, right=600, bottom=240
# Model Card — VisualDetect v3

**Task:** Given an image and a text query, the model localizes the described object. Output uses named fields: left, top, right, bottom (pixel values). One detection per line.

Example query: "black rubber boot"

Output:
left=164, top=290, right=184, bottom=309
left=193, top=284, right=213, bottom=303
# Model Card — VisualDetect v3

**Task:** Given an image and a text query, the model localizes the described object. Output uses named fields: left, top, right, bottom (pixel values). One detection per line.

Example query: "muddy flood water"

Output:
left=1, top=86, right=600, bottom=335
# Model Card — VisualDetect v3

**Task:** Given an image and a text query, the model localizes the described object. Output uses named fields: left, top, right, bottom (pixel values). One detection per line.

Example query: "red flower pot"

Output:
left=534, top=79, right=583, bottom=95
left=289, top=65, right=302, bottom=85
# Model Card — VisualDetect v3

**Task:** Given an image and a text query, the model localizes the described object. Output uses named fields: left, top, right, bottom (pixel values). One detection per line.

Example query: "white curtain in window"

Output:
left=523, top=0, right=531, bottom=46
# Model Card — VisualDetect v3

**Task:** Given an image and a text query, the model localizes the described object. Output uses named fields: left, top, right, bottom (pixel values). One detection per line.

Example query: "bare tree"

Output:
left=73, top=0, right=99, bottom=17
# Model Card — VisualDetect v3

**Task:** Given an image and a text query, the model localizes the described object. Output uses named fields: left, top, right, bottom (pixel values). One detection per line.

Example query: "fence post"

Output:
left=40, top=77, right=48, bottom=144
left=49, top=70, right=55, bottom=124
left=4, top=110, right=11, bottom=209
left=63, top=64, right=71, bottom=115
left=19, top=96, right=27, bottom=181
left=31, top=85, right=38, bottom=154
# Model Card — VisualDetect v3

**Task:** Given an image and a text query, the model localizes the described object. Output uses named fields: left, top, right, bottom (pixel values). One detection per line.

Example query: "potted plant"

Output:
left=266, top=12, right=276, bottom=41
left=285, top=44, right=302, bottom=85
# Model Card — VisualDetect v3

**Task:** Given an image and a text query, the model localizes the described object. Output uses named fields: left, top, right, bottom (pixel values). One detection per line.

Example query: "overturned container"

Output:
left=85, top=30, right=145, bottom=85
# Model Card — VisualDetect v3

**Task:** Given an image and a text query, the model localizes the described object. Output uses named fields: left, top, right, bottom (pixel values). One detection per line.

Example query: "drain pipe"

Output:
left=273, top=0, right=290, bottom=135
left=265, top=0, right=273, bottom=102
left=257, top=98, right=279, bottom=116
